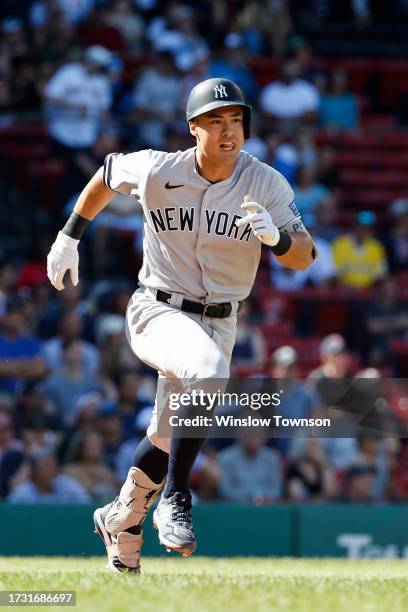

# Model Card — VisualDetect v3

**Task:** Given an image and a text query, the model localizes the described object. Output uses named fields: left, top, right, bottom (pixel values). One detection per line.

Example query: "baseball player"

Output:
left=47, top=78, right=317, bottom=573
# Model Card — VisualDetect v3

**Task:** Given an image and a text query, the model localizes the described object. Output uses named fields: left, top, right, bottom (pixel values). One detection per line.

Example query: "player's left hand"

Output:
left=236, top=198, right=280, bottom=247
left=47, top=231, right=79, bottom=291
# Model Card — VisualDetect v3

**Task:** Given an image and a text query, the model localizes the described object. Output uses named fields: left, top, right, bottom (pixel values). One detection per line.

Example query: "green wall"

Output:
left=1, top=503, right=408, bottom=558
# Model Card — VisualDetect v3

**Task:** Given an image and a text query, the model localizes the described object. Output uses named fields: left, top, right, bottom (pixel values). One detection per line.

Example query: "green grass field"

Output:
left=1, top=557, right=408, bottom=612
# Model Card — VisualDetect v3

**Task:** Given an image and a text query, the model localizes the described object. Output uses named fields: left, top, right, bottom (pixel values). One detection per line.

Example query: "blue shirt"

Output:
left=293, top=183, right=329, bottom=216
left=7, top=474, right=91, bottom=504
left=319, top=94, right=358, bottom=129
left=0, top=334, right=43, bottom=393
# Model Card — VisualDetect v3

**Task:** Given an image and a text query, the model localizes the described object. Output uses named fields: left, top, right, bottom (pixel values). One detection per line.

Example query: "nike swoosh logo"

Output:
left=165, top=182, right=184, bottom=189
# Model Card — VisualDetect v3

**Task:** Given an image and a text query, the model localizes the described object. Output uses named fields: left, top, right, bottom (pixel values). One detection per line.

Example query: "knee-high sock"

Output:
left=162, top=393, right=214, bottom=497
left=132, top=435, right=168, bottom=484
left=162, top=436, right=205, bottom=498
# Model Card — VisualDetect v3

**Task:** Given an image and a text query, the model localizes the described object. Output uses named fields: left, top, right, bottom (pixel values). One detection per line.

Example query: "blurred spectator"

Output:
left=243, top=121, right=269, bottom=161
left=0, top=259, right=15, bottom=317
left=286, top=439, right=338, bottom=501
left=62, top=431, right=118, bottom=501
left=91, top=193, right=144, bottom=278
left=150, top=4, right=209, bottom=72
left=115, top=405, right=149, bottom=481
left=57, top=391, right=103, bottom=462
left=235, top=0, right=292, bottom=56
left=18, top=413, right=59, bottom=462
left=0, top=53, right=43, bottom=114
left=38, top=284, right=94, bottom=341
left=190, top=446, right=220, bottom=500
left=270, top=130, right=317, bottom=185
left=319, top=68, right=359, bottom=130
left=317, top=146, right=340, bottom=190
left=293, top=165, right=331, bottom=217
left=0, top=297, right=47, bottom=395
left=363, top=276, right=408, bottom=366
left=44, top=45, right=113, bottom=154
left=310, top=334, right=351, bottom=380
left=15, top=381, right=57, bottom=431
left=308, top=334, right=363, bottom=467
left=97, top=313, right=125, bottom=352
left=260, top=60, right=319, bottom=129
left=209, top=33, right=257, bottom=101
left=179, top=56, right=210, bottom=108
left=78, top=3, right=126, bottom=51
left=95, top=402, right=123, bottom=469
left=269, top=214, right=336, bottom=290
left=8, top=448, right=90, bottom=503
left=319, top=436, right=359, bottom=470
left=0, top=411, right=24, bottom=498
left=15, top=242, right=49, bottom=293
left=384, top=199, right=408, bottom=273
left=343, top=464, right=377, bottom=502
left=0, top=17, right=28, bottom=87
left=105, top=0, right=145, bottom=53
left=390, top=439, right=408, bottom=500
left=42, top=338, right=101, bottom=427
left=43, top=310, right=99, bottom=375
left=313, top=199, right=340, bottom=243
left=332, top=211, right=388, bottom=288
left=272, top=345, right=317, bottom=407
left=31, top=9, right=81, bottom=69
left=58, top=127, right=121, bottom=203
left=286, top=34, right=321, bottom=82
left=328, top=1, right=372, bottom=26
left=30, top=0, right=95, bottom=27
left=115, top=369, right=152, bottom=440
left=231, top=304, right=266, bottom=372
left=97, top=314, right=142, bottom=382
left=349, top=436, right=390, bottom=500
left=267, top=132, right=298, bottom=183
left=130, top=51, right=181, bottom=148
left=271, top=345, right=319, bottom=455
left=217, top=437, right=282, bottom=503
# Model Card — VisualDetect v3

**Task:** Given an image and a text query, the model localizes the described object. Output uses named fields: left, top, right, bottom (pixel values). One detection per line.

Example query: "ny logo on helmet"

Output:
left=213, top=84, right=228, bottom=99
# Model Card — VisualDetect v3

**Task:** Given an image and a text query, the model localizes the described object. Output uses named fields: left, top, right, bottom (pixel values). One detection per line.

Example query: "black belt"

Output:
left=156, top=290, right=244, bottom=319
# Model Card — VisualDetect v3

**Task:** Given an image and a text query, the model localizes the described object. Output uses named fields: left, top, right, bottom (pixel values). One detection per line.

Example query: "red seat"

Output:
left=29, top=160, right=67, bottom=211
left=339, top=170, right=408, bottom=188
left=2, top=143, right=49, bottom=192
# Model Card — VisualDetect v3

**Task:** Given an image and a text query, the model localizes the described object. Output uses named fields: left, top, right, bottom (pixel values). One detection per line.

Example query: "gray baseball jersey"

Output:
left=103, top=147, right=301, bottom=302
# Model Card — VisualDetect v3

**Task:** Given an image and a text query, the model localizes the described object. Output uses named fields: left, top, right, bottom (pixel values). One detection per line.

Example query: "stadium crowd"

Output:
left=1, top=0, right=408, bottom=505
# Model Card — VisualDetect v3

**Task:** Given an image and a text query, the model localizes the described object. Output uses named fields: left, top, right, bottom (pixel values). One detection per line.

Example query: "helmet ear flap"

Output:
left=243, top=107, right=251, bottom=139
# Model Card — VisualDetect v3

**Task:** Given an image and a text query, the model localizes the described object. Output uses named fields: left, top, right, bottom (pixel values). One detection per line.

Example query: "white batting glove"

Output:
left=47, top=231, right=79, bottom=291
left=236, top=201, right=280, bottom=247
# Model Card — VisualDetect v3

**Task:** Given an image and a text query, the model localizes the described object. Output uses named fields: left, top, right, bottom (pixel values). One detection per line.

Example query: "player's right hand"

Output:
left=47, top=231, right=79, bottom=291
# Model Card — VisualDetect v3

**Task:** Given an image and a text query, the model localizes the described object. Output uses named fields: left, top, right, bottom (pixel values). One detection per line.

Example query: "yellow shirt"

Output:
left=332, top=235, right=387, bottom=288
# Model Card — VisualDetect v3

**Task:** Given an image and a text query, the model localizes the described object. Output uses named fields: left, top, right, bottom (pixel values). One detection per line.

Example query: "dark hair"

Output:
left=29, top=448, right=56, bottom=469
left=61, top=337, right=81, bottom=352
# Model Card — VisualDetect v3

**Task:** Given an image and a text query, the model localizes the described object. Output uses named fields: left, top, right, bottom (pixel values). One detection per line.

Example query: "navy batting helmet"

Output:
left=186, top=78, right=251, bottom=138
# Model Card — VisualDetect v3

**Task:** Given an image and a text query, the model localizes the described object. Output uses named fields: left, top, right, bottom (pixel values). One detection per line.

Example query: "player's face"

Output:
left=189, top=106, right=244, bottom=163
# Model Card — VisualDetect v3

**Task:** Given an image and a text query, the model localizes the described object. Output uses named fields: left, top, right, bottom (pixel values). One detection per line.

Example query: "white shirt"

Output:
left=133, top=68, right=181, bottom=147
left=44, top=63, right=112, bottom=148
left=260, top=79, right=319, bottom=119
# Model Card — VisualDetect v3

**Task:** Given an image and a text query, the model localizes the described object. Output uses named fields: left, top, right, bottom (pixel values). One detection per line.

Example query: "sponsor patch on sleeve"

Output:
left=289, top=200, right=300, bottom=217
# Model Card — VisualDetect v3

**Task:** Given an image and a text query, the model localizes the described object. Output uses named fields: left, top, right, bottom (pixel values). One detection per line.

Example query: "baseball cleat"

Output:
left=94, top=503, right=142, bottom=574
left=152, top=492, right=196, bottom=557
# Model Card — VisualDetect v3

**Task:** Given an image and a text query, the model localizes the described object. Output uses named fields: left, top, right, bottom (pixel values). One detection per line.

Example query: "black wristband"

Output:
left=270, top=231, right=292, bottom=256
left=61, top=212, right=90, bottom=240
